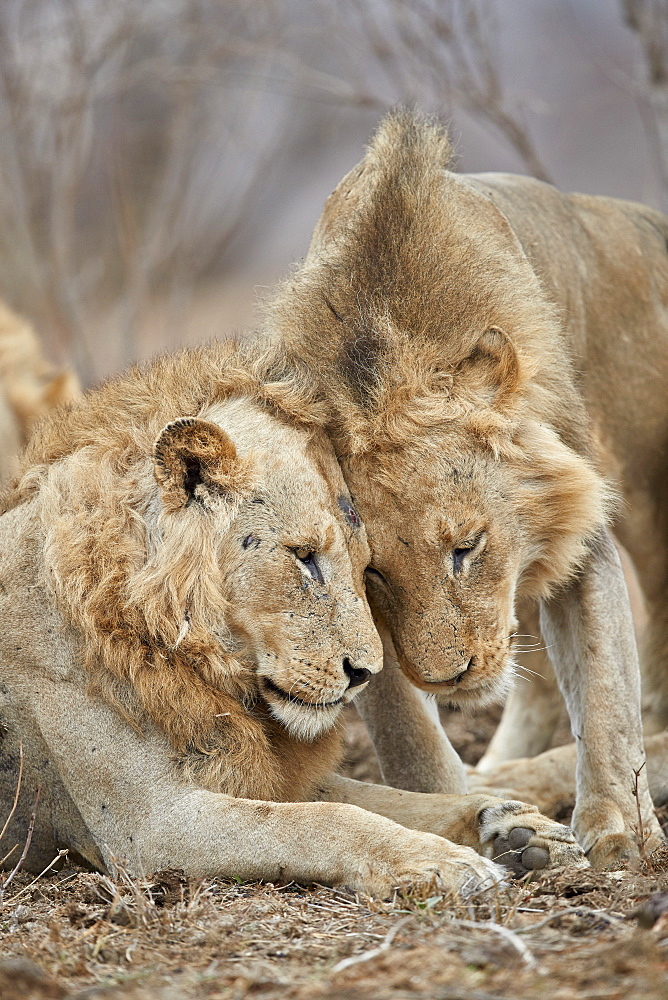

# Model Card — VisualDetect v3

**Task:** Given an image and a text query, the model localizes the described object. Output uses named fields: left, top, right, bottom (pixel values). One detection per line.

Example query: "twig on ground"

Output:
left=0, top=784, right=40, bottom=905
left=452, top=917, right=537, bottom=967
left=331, top=915, right=412, bottom=973
left=513, top=907, right=623, bottom=935
left=4, top=849, right=70, bottom=907
left=631, top=760, right=654, bottom=870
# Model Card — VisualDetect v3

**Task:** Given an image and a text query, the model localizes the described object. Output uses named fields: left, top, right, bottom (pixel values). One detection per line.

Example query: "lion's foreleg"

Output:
left=356, top=622, right=467, bottom=793
left=33, top=674, right=507, bottom=897
left=539, top=528, right=664, bottom=867
left=318, top=773, right=588, bottom=872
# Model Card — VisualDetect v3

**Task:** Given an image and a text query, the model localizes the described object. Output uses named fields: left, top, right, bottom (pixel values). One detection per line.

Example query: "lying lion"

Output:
left=0, top=299, right=79, bottom=485
left=267, top=110, right=666, bottom=867
left=0, top=341, right=586, bottom=896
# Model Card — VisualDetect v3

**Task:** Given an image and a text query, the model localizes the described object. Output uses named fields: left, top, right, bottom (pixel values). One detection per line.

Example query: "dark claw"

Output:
left=508, top=827, right=534, bottom=850
left=520, top=846, right=549, bottom=870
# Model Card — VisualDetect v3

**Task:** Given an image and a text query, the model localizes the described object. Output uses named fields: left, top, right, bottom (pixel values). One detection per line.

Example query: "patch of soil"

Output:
left=3, top=709, right=668, bottom=999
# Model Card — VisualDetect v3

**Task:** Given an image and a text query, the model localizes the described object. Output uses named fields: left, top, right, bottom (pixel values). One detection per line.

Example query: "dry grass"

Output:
left=1, top=708, right=668, bottom=1000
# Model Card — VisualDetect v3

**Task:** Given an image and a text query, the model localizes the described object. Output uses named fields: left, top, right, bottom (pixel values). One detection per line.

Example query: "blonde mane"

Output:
left=267, top=111, right=588, bottom=463
left=266, top=110, right=614, bottom=601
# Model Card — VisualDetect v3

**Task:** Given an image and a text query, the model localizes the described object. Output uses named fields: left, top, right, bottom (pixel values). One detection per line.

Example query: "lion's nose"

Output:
left=343, top=658, right=372, bottom=689
left=445, top=657, right=472, bottom=684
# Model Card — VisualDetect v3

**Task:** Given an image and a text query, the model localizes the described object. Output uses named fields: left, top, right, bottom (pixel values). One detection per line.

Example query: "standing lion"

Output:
left=266, top=109, right=668, bottom=867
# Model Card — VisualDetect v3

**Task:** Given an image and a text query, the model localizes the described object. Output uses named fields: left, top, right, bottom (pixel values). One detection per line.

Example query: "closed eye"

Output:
left=365, top=566, right=389, bottom=589
left=291, top=547, right=324, bottom=584
left=452, top=532, right=485, bottom=574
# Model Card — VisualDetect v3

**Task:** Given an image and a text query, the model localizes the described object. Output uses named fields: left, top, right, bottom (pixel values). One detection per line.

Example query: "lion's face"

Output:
left=223, top=457, right=380, bottom=740
left=342, top=441, right=527, bottom=708
left=161, top=405, right=384, bottom=742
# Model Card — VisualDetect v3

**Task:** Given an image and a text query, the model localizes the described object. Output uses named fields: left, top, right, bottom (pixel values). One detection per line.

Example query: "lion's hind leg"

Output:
left=470, top=731, right=668, bottom=833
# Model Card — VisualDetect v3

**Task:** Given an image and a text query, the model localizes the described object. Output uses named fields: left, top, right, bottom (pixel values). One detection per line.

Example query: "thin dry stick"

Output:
left=631, top=760, right=655, bottom=869
left=5, top=849, right=70, bottom=907
left=0, top=784, right=40, bottom=905
left=331, top=915, right=412, bottom=973
left=453, top=917, right=537, bottom=967
left=0, top=739, right=23, bottom=843
left=513, top=907, right=622, bottom=935
left=0, top=844, right=18, bottom=867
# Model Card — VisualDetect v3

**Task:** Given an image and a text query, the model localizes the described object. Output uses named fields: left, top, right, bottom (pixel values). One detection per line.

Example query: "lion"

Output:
left=0, top=339, right=586, bottom=897
left=0, top=299, right=79, bottom=485
left=265, top=109, right=668, bottom=868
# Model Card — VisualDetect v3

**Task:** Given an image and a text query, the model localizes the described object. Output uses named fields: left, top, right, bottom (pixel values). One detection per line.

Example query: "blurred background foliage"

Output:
left=0, top=0, right=665, bottom=384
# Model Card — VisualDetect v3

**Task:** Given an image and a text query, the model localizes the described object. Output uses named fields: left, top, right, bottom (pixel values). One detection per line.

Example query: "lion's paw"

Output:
left=586, top=832, right=641, bottom=870
left=354, top=834, right=507, bottom=900
left=478, top=801, right=589, bottom=876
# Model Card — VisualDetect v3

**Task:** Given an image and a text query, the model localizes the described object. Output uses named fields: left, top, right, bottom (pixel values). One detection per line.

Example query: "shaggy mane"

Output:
left=265, top=109, right=614, bottom=597
left=6, top=338, right=328, bottom=511
left=266, top=109, right=588, bottom=460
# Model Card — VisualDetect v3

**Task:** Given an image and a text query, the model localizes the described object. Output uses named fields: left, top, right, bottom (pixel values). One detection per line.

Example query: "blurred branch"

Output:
left=622, top=0, right=668, bottom=198
left=3, top=0, right=643, bottom=382
left=298, top=0, right=552, bottom=181
left=0, top=0, right=297, bottom=381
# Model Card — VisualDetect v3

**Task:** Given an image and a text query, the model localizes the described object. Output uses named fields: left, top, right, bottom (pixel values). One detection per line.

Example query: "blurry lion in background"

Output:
left=0, top=299, right=79, bottom=484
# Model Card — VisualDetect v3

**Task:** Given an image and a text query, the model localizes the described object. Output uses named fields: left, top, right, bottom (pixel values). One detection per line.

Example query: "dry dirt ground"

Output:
left=1, top=706, right=668, bottom=1000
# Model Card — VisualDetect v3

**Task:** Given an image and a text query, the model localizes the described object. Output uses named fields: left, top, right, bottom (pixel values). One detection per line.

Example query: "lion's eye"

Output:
left=452, top=534, right=485, bottom=574
left=453, top=546, right=473, bottom=574
left=292, top=547, right=324, bottom=584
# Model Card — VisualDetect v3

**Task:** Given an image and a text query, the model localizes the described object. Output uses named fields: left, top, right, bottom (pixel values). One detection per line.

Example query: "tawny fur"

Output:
left=6, top=341, right=366, bottom=802
left=269, top=112, right=612, bottom=606
left=0, top=340, right=588, bottom=893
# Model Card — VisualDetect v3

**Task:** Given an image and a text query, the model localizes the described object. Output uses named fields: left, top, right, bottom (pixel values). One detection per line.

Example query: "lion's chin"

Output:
left=260, top=677, right=345, bottom=741
left=407, top=663, right=514, bottom=710
left=267, top=698, right=343, bottom=742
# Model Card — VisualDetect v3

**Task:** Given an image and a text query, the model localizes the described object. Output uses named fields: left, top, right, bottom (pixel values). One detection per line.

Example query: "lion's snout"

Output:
left=434, top=655, right=473, bottom=685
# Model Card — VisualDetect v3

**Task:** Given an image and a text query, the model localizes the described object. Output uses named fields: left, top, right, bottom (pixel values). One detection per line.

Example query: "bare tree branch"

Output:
left=622, top=0, right=668, bottom=200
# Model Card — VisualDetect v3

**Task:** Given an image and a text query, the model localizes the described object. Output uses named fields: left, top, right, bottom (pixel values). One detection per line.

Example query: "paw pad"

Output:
left=493, top=826, right=549, bottom=876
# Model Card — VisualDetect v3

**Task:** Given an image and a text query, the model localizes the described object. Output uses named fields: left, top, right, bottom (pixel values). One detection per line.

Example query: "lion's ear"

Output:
left=153, top=417, right=251, bottom=511
left=456, top=328, right=520, bottom=408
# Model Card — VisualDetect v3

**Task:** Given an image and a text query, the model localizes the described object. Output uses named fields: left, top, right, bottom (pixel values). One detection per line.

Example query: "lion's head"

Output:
left=162, top=400, right=382, bottom=741
left=267, top=110, right=612, bottom=706
left=339, top=410, right=608, bottom=707
left=10, top=343, right=382, bottom=794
